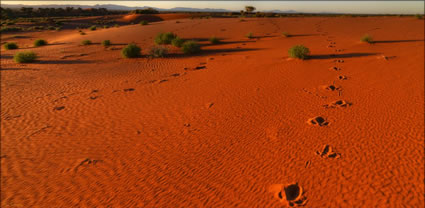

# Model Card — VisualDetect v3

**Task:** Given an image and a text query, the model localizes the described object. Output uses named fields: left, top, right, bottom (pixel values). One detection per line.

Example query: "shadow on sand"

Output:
left=372, top=39, right=424, bottom=44
left=167, top=48, right=260, bottom=58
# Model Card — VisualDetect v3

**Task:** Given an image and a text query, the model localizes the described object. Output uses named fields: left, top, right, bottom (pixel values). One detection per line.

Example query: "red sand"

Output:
left=1, top=17, right=424, bottom=207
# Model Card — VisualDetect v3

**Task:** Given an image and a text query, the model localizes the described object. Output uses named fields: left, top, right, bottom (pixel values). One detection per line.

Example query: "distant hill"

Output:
left=0, top=4, right=301, bottom=13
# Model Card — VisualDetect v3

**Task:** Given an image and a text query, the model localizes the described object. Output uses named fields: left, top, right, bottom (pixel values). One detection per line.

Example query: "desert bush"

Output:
left=288, top=45, right=310, bottom=60
left=121, top=43, right=141, bottom=58
left=246, top=32, right=254, bottom=39
left=102, top=40, right=111, bottom=47
left=55, top=26, right=62, bottom=31
left=0, top=27, right=23, bottom=33
left=14, top=51, right=37, bottom=63
left=139, top=20, right=148, bottom=25
left=103, top=25, right=109, bottom=29
left=282, top=32, right=291, bottom=37
left=415, top=14, right=424, bottom=19
left=47, top=26, right=55, bottom=30
left=114, top=24, right=120, bottom=28
left=182, top=41, right=201, bottom=54
left=80, top=31, right=86, bottom=35
left=81, top=40, right=92, bottom=45
left=34, top=39, right=47, bottom=47
left=155, top=32, right=177, bottom=45
left=149, top=46, right=168, bottom=58
left=209, top=36, right=220, bottom=44
left=171, top=37, right=185, bottom=48
left=3, top=42, right=18, bottom=50
left=89, top=25, right=97, bottom=31
left=361, top=34, right=373, bottom=43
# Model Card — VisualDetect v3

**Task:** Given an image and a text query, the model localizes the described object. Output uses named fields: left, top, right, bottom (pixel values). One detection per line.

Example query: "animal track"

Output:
left=323, top=100, right=351, bottom=108
left=334, top=59, right=344, bottom=63
left=270, top=183, right=307, bottom=207
left=323, top=85, right=341, bottom=91
left=307, top=116, right=329, bottom=126
left=338, top=75, right=348, bottom=80
left=316, top=144, right=341, bottom=159
left=54, top=106, right=65, bottom=111
left=123, top=88, right=135, bottom=92
left=330, top=66, right=341, bottom=71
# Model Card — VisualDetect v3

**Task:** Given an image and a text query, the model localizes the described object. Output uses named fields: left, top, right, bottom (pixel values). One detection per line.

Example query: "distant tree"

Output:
left=245, top=6, right=256, bottom=13
left=20, top=7, right=33, bottom=17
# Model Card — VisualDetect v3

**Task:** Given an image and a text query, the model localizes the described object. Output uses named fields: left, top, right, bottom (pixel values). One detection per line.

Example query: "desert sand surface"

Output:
left=1, top=16, right=424, bottom=207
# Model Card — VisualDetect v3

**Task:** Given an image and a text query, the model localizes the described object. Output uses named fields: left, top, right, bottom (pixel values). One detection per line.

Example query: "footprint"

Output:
left=170, top=73, right=180, bottom=77
left=322, top=85, right=341, bottom=92
left=316, top=144, right=341, bottom=159
left=338, top=75, right=348, bottom=80
left=324, top=100, right=351, bottom=108
left=330, top=66, right=341, bottom=71
left=269, top=183, right=307, bottom=207
left=334, top=59, right=344, bottom=63
left=89, top=96, right=99, bottom=100
left=54, top=106, right=65, bottom=111
left=123, top=88, right=135, bottom=92
left=205, top=102, right=214, bottom=109
left=307, top=116, right=329, bottom=126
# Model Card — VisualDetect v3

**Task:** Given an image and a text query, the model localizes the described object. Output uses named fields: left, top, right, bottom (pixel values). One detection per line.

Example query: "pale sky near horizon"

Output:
left=2, top=1, right=424, bottom=14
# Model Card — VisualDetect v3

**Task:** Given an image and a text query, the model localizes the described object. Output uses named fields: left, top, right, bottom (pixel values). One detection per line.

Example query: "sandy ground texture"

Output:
left=1, top=17, right=424, bottom=207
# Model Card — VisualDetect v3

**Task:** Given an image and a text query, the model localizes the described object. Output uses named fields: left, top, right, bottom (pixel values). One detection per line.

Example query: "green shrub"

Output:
left=139, top=20, right=148, bottom=25
left=3, top=42, right=18, bottom=50
left=81, top=40, right=92, bottom=45
left=182, top=41, right=201, bottom=54
left=246, top=32, right=254, bottom=39
left=171, top=37, right=185, bottom=48
left=415, top=14, right=424, bottom=19
left=288, top=45, right=310, bottom=59
left=209, top=36, right=220, bottom=44
left=361, top=34, right=373, bottom=44
left=114, top=24, right=120, bottom=28
left=55, top=26, right=62, bottom=31
left=121, top=43, right=141, bottom=58
left=47, top=26, right=55, bottom=30
left=149, top=46, right=168, bottom=58
left=89, top=25, right=97, bottom=31
left=155, top=32, right=177, bottom=45
left=282, top=32, right=291, bottom=37
left=102, top=40, right=111, bottom=47
left=13, top=51, right=37, bottom=63
left=103, top=25, right=109, bottom=29
left=34, top=39, right=47, bottom=47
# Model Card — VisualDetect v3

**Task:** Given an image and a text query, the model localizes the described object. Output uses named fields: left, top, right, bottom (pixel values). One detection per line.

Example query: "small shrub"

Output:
left=171, top=37, right=185, bottom=48
left=102, top=40, right=111, bottom=47
left=80, top=31, right=86, bottom=35
left=288, top=45, right=310, bottom=60
left=361, top=34, right=373, bottom=44
left=103, top=25, right=109, bottom=29
left=3, top=42, right=18, bottom=50
left=149, top=46, right=168, bottom=58
left=121, top=43, right=141, bottom=58
left=155, top=32, right=177, bottom=45
left=114, top=24, right=120, bottom=28
left=415, top=14, right=424, bottom=19
left=47, top=26, right=55, bottom=30
left=139, top=20, right=148, bottom=25
left=55, top=26, right=62, bottom=31
left=182, top=41, right=201, bottom=54
left=34, top=39, right=47, bottom=47
left=246, top=32, right=254, bottom=39
left=0, top=27, right=23, bottom=33
left=282, top=32, right=291, bottom=37
left=209, top=36, right=220, bottom=44
left=13, top=51, right=37, bottom=63
left=81, top=40, right=92, bottom=45
left=89, top=25, right=97, bottom=31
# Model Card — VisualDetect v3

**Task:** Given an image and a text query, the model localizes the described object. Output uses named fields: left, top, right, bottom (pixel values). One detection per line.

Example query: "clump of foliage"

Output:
left=182, top=41, right=201, bottom=54
left=209, top=36, right=220, bottom=44
left=282, top=32, right=291, bottom=37
left=102, top=40, right=111, bottom=47
left=47, top=26, right=55, bottom=30
left=55, top=26, right=62, bottom=31
left=89, top=25, right=97, bottom=31
left=155, top=32, right=177, bottom=45
left=246, top=32, right=254, bottom=39
left=34, top=39, right=47, bottom=47
left=139, top=20, right=148, bottom=25
left=0, top=27, right=23, bottom=33
left=3, top=42, right=18, bottom=50
left=171, top=37, right=185, bottom=48
left=114, top=24, right=120, bottom=28
left=79, top=31, right=86, bottom=35
left=149, top=46, right=168, bottom=58
left=14, top=51, right=37, bottom=63
left=103, top=25, right=109, bottom=29
left=121, top=43, right=141, bottom=58
left=81, top=40, right=92, bottom=45
left=361, top=34, right=373, bottom=44
left=131, top=8, right=159, bottom=14
left=288, top=45, right=310, bottom=60
left=415, top=14, right=424, bottom=19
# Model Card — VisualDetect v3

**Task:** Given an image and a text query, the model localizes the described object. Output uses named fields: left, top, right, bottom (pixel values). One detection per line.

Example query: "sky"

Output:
left=2, top=1, right=424, bottom=14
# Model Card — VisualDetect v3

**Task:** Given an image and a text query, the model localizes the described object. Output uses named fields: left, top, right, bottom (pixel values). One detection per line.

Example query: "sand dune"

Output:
left=1, top=17, right=424, bottom=207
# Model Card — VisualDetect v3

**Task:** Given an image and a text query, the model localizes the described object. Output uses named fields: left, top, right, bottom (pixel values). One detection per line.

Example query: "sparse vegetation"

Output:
left=209, top=36, right=220, bottom=44
left=80, top=31, right=86, bottom=35
left=121, top=43, right=141, bottom=58
left=103, top=25, right=109, bottom=29
left=172, top=37, right=185, bottom=48
left=361, top=34, right=373, bottom=43
left=89, top=25, right=97, bottom=31
left=55, top=26, right=62, bottom=31
left=0, top=26, right=23, bottom=33
left=149, top=46, right=168, bottom=58
left=245, top=6, right=256, bottom=13
left=114, top=24, right=120, bottom=28
left=282, top=32, right=291, bottom=37
left=3, top=42, right=18, bottom=50
left=139, top=20, right=148, bottom=25
left=155, top=32, right=177, bottom=45
left=182, top=41, right=201, bottom=54
left=415, top=14, right=424, bottom=19
left=34, top=39, right=47, bottom=47
left=47, top=26, right=55, bottom=30
left=13, top=51, right=37, bottom=63
left=81, top=40, right=92, bottom=45
left=288, top=45, right=310, bottom=60
left=102, top=40, right=111, bottom=47
left=246, top=32, right=254, bottom=39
